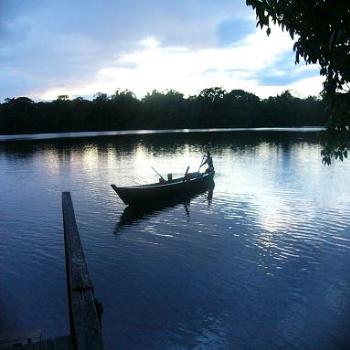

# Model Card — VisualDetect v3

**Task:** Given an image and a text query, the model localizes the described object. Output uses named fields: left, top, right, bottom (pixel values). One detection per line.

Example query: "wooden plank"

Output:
left=62, top=192, right=104, bottom=350
left=62, top=193, right=92, bottom=291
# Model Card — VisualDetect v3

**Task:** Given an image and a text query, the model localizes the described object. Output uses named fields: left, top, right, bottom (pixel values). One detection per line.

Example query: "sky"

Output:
left=0, top=0, right=323, bottom=101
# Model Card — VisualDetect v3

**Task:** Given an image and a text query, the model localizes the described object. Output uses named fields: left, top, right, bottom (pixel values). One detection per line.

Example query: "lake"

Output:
left=1, top=129, right=350, bottom=350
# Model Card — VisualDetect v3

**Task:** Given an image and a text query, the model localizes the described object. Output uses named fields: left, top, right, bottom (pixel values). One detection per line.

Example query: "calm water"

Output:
left=1, top=130, right=350, bottom=349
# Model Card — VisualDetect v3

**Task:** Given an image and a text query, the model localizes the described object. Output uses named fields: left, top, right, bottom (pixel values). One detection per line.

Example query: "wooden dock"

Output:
left=2, top=192, right=105, bottom=350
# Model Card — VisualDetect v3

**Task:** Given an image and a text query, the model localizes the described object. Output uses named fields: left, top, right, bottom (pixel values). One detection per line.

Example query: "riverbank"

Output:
left=0, top=127, right=325, bottom=142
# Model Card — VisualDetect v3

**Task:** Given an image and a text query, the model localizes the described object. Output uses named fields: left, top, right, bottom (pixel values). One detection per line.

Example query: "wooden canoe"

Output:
left=111, top=170, right=215, bottom=206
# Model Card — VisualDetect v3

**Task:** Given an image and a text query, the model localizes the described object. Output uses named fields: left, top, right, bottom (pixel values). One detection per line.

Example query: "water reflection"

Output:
left=1, top=130, right=350, bottom=350
left=114, top=186, right=214, bottom=234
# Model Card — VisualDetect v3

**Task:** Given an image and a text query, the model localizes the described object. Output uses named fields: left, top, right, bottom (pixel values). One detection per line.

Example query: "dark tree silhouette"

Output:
left=0, top=88, right=325, bottom=135
left=246, top=0, right=350, bottom=163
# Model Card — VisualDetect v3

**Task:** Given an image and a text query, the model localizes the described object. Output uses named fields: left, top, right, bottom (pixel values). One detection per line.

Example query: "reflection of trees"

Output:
left=0, top=88, right=326, bottom=135
left=0, top=130, right=320, bottom=161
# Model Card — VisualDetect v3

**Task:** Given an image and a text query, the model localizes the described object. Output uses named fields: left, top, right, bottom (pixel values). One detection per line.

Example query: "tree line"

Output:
left=0, top=88, right=326, bottom=135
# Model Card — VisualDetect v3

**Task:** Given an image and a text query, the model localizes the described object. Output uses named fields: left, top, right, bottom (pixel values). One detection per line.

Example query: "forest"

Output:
left=0, top=88, right=326, bottom=135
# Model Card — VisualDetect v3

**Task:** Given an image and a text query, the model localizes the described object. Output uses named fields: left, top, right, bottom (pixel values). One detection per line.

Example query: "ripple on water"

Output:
left=1, top=133, right=350, bottom=349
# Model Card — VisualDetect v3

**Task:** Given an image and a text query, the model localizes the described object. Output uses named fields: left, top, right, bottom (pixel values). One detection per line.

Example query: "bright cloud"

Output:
left=0, top=0, right=323, bottom=101
left=35, top=28, right=322, bottom=101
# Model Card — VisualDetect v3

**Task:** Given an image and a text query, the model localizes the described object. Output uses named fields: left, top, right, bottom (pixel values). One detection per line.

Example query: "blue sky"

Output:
left=0, top=0, right=322, bottom=101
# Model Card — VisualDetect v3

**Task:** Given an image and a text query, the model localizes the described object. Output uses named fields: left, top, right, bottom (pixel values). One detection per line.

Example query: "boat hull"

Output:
left=111, top=171, right=215, bottom=206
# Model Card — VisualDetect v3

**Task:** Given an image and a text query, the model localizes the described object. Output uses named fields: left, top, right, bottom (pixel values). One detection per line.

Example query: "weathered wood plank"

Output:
left=62, top=192, right=104, bottom=350
left=62, top=193, right=92, bottom=291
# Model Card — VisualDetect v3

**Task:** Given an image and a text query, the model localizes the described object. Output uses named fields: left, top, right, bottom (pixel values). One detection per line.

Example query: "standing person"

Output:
left=200, top=151, right=214, bottom=173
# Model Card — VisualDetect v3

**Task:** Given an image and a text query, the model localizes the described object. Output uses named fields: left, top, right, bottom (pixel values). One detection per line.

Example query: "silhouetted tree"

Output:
left=246, top=0, right=350, bottom=163
left=57, top=95, right=69, bottom=101
left=0, top=88, right=325, bottom=135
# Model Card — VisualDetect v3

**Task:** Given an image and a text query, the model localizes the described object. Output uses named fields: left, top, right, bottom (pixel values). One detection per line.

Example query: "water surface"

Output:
left=1, top=130, right=350, bottom=349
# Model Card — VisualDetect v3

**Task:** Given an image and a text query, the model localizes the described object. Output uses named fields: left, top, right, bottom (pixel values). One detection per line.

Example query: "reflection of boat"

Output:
left=111, top=170, right=215, bottom=206
left=114, top=184, right=214, bottom=233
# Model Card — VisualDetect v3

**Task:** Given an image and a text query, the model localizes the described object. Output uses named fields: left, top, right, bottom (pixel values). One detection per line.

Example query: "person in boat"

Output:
left=200, top=151, right=214, bottom=173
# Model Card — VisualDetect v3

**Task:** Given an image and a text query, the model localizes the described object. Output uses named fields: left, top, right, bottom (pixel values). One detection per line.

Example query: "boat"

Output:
left=114, top=185, right=214, bottom=233
left=111, top=170, right=215, bottom=206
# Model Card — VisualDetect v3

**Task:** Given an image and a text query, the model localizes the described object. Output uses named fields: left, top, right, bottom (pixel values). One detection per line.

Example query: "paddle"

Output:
left=151, top=166, right=165, bottom=181
left=198, top=154, right=205, bottom=172
left=183, top=166, right=190, bottom=182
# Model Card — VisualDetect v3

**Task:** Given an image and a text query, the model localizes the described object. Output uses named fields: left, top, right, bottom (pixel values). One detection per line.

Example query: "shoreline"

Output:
left=0, top=127, right=325, bottom=142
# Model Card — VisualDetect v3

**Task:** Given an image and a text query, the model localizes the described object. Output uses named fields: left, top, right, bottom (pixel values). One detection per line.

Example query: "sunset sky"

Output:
left=1, top=0, right=323, bottom=101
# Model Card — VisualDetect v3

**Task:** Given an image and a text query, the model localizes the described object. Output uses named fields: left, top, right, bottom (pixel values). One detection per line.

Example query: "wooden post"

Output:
left=62, top=192, right=104, bottom=350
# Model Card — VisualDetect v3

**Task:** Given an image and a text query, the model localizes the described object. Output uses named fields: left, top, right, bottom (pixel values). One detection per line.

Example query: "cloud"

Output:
left=0, top=0, right=251, bottom=98
left=0, top=0, right=322, bottom=100
left=259, top=52, right=320, bottom=87
left=33, top=27, right=322, bottom=100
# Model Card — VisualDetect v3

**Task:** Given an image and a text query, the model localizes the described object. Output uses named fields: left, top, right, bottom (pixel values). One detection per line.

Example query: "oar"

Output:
left=183, top=166, right=190, bottom=182
left=198, top=154, right=205, bottom=172
left=151, top=166, right=165, bottom=181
